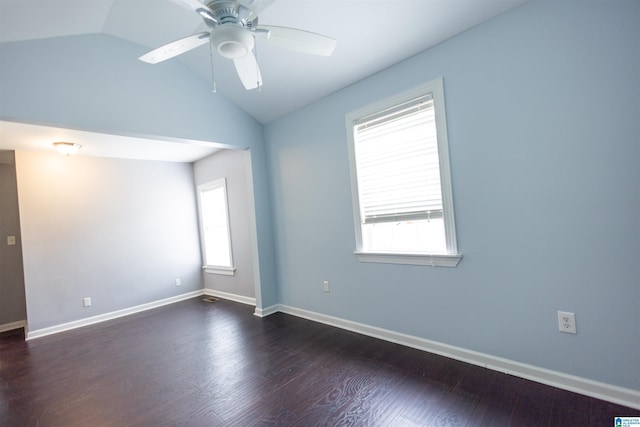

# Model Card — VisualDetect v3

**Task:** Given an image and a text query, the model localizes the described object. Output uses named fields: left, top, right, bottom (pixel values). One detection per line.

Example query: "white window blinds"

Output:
left=353, top=93, right=443, bottom=224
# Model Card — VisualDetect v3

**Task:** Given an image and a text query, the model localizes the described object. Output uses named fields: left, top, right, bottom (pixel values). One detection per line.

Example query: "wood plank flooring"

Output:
left=1, top=297, right=637, bottom=426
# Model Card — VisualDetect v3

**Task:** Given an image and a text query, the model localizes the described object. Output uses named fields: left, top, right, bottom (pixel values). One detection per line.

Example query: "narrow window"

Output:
left=346, top=78, right=461, bottom=267
left=197, top=178, right=235, bottom=275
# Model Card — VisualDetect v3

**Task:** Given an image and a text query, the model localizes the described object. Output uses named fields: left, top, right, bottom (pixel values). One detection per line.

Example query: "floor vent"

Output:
left=203, top=296, right=219, bottom=303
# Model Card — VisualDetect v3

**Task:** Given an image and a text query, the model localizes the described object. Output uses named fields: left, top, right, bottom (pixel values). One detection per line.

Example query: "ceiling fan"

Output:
left=139, top=0, right=337, bottom=90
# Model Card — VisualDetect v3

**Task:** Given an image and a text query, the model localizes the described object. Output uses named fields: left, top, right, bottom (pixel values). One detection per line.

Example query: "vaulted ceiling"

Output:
left=1, top=0, right=527, bottom=125
left=1, top=0, right=527, bottom=160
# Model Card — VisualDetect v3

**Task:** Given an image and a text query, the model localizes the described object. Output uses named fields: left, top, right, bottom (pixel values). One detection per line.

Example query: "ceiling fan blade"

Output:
left=139, top=32, right=210, bottom=64
left=259, top=25, right=336, bottom=56
left=239, top=0, right=276, bottom=21
left=170, top=0, right=217, bottom=26
left=233, top=52, right=263, bottom=90
left=171, top=0, right=213, bottom=14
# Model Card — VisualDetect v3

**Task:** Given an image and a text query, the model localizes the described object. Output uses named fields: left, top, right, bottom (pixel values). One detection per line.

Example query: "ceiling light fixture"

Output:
left=53, top=142, right=81, bottom=155
left=211, top=26, right=254, bottom=59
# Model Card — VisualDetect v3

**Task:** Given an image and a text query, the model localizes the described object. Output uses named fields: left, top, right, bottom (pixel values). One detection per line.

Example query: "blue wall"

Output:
left=1, top=34, right=250, bottom=144
left=264, top=0, right=640, bottom=390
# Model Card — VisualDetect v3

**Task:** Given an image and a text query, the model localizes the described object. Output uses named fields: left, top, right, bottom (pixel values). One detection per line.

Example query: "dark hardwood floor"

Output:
left=1, top=297, right=637, bottom=426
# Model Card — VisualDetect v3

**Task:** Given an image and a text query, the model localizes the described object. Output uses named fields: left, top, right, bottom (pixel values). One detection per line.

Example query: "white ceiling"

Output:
left=0, top=0, right=527, bottom=161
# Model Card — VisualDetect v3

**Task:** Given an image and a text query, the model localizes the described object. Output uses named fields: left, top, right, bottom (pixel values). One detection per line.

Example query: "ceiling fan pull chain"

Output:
left=209, top=41, right=217, bottom=93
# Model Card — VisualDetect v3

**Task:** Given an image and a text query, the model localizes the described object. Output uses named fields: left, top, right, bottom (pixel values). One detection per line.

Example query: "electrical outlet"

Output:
left=323, top=281, right=330, bottom=293
left=83, top=297, right=92, bottom=308
left=557, top=311, right=576, bottom=334
left=175, top=278, right=182, bottom=287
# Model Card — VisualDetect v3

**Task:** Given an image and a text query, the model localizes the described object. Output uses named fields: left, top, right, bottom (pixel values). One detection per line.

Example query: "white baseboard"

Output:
left=203, top=288, right=256, bottom=306
left=254, top=304, right=279, bottom=318
left=27, top=290, right=204, bottom=340
left=0, top=320, right=27, bottom=334
left=26, top=289, right=254, bottom=341
left=276, top=304, right=640, bottom=410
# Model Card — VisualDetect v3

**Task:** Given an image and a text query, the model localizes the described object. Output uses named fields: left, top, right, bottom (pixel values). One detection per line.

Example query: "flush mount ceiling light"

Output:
left=211, top=25, right=255, bottom=59
left=53, top=142, right=81, bottom=155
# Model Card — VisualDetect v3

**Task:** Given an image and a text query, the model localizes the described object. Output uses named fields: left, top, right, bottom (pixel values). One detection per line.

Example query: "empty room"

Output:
left=1, top=0, right=639, bottom=425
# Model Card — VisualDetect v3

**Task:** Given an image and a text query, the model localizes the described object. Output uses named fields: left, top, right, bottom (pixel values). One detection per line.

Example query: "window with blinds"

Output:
left=353, top=94, right=442, bottom=224
left=346, top=78, right=460, bottom=266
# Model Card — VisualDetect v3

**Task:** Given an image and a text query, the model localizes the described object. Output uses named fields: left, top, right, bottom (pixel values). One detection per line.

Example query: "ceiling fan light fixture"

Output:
left=211, top=25, right=254, bottom=59
left=53, top=141, right=81, bottom=155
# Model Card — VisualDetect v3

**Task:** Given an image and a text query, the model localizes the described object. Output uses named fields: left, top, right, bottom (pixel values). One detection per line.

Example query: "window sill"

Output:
left=203, top=266, right=236, bottom=276
left=354, top=251, right=462, bottom=267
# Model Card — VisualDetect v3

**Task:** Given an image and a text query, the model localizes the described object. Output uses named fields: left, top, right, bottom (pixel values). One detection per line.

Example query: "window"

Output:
left=196, top=178, right=235, bottom=275
left=346, top=78, right=461, bottom=267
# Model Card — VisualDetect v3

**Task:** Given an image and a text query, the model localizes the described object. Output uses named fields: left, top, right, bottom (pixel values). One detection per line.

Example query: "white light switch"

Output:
left=7, top=236, right=16, bottom=246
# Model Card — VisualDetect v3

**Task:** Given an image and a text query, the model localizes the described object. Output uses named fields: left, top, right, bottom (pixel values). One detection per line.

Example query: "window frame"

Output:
left=345, top=78, right=461, bottom=267
left=196, top=178, right=236, bottom=276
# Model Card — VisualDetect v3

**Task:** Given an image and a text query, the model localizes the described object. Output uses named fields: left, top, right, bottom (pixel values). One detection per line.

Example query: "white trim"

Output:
left=196, top=178, right=235, bottom=270
left=431, top=78, right=458, bottom=255
left=345, top=78, right=461, bottom=263
left=275, top=304, right=640, bottom=410
left=27, top=290, right=204, bottom=340
left=354, top=251, right=462, bottom=267
left=254, top=304, right=279, bottom=317
left=203, top=288, right=255, bottom=306
left=203, top=266, right=236, bottom=276
left=0, top=320, right=27, bottom=334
